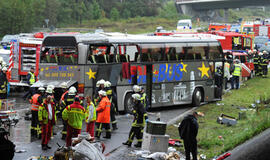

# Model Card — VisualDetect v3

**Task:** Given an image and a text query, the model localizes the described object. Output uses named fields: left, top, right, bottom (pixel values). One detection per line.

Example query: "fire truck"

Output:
left=209, top=31, right=254, bottom=51
left=7, top=36, right=42, bottom=88
left=208, top=23, right=231, bottom=31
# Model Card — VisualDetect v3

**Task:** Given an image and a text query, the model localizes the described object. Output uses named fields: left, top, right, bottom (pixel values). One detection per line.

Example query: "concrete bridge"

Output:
left=175, top=0, right=270, bottom=20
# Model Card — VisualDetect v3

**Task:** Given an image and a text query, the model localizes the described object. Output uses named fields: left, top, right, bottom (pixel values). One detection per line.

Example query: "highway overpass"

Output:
left=175, top=0, right=270, bottom=20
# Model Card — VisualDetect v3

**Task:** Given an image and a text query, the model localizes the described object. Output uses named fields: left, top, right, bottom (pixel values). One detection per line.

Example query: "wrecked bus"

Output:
left=33, top=33, right=224, bottom=112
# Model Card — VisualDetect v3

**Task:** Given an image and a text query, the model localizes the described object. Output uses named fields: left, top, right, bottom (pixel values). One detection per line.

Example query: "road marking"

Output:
left=167, top=107, right=198, bottom=125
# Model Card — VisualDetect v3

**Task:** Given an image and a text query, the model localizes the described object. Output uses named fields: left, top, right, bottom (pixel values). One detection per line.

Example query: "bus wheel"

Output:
left=124, top=93, right=133, bottom=113
left=192, top=88, right=202, bottom=107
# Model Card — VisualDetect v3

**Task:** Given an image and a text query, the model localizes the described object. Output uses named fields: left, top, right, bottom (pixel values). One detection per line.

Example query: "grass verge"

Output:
left=166, top=76, right=270, bottom=159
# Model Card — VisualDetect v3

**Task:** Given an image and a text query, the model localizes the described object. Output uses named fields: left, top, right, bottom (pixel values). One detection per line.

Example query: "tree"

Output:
left=122, top=9, right=131, bottom=19
left=91, top=0, right=101, bottom=20
left=110, top=8, right=120, bottom=21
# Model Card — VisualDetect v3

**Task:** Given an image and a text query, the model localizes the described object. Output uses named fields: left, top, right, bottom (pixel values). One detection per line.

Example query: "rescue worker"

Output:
left=38, top=88, right=56, bottom=150
left=95, top=90, right=111, bottom=139
left=61, top=86, right=77, bottom=140
left=123, top=94, right=148, bottom=148
left=85, top=96, right=96, bottom=138
left=230, top=59, right=242, bottom=90
left=0, top=128, right=15, bottom=160
left=29, top=87, right=45, bottom=140
left=133, top=85, right=149, bottom=111
left=23, top=67, right=36, bottom=100
left=62, top=96, right=86, bottom=147
left=0, top=66, right=8, bottom=99
left=261, top=51, right=269, bottom=78
left=58, top=82, right=68, bottom=118
left=105, top=81, right=118, bottom=130
left=94, top=79, right=106, bottom=106
left=253, top=50, right=259, bottom=76
left=258, top=52, right=264, bottom=76
left=224, top=60, right=231, bottom=90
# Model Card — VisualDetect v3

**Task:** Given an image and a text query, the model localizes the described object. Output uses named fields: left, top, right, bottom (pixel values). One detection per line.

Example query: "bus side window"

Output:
left=167, top=47, right=177, bottom=61
left=58, top=48, right=78, bottom=64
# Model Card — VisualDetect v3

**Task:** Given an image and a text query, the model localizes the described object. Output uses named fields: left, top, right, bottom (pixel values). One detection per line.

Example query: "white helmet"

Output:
left=253, top=49, right=257, bottom=53
left=60, top=82, right=68, bottom=89
left=0, top=57, right=3, bottom=63
left=98, top=90, right=107, bottom=96
left=47, top=84, right=55, bottom=90
left=2, top=67, right=7, bottom=71
left=69, top=86, right=77, bottom=93
left=259, top=52, right=263, bottom=56
left=132, top=93, right=141, bottom=101
left=38, top=87, right=45, bottom=91
left=99, top=79, right=105, bottom=85
left=104, top=81, right=111, bottom=88
left=46, top=87, right=53, bottom=94
left=248, top=50, right=252, bottom=54
left=263, top=50, right=268, bottom=54
left=2, top=61, right=6, bottom=67
left=133, top=85, right=141, bottom=93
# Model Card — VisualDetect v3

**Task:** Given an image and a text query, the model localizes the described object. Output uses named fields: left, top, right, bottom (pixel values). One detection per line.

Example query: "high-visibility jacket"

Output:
left=232, top=64, right=242, bottom=77
left=224, top=62, right=230, bottom=78
left=31, top=94, right=41, bottom=111
left=0, top=73, right=7, bottom=94
left=62, top=94, right=75, bottom=108
left=96, top=96, right=111, bottom=123
left=28, top=72, right=36, bottom=85
left=253, top=54, right=259, bottom=65
left=131, top=102, right=148, bottom=127
left=86, top=102, right=96, bottom=123
left=261, top=55, right=268, bottom=66
left=62, top=101, right=86, bottom=129
left=38, top=100, right=55, bottom=125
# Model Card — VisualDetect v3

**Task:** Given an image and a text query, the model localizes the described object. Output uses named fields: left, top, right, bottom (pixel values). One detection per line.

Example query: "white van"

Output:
left=177, top=19, right=192, bottom=30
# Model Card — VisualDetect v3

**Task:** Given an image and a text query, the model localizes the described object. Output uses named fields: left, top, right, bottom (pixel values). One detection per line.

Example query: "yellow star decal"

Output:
left=40, top=68, right=44, bottom=72
left=86, top=68, right=96, bottom=80
left=180, top=62, right=187, bottom=72
left=198, top=62, right=210, bottom=78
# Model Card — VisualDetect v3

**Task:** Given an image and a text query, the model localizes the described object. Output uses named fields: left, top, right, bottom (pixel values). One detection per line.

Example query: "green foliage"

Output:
left=91, top=0, right=102, bottom=20
left=110, top=8, right=120, bottom=21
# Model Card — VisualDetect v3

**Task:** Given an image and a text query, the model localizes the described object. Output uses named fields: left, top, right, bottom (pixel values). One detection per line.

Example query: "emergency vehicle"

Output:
left=225, top=51, right=254, bottom=78
left=209, top=31, right=254, bottom=51
left=208, top=23, right=231, bottom=31
left=7, top=37, right=42, bottom=87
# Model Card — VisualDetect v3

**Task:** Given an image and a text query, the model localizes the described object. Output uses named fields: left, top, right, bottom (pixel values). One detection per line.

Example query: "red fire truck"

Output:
left=7, top=37, right=42, bottom=87
left=209, top=31, right=254, bottom=51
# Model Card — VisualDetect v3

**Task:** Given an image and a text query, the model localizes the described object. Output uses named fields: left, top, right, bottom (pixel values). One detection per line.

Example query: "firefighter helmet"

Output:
left=38, top=87, right=45, bottom=91
left=2, top=61, right=6, bottom=67
left=133, top=85, right=141, bottom=93
left=2, top=67, right=7, bottom=71
left=104, top=81, right=111, bottom=88
left=46, top=87, right=53, bottom=94
left=47, top=84, right=55, bottom=90
left=132, top=93, right=141, bottom=101
left=60, top=82, right=68, bottom=89
left=69, top=86, right=77, bottom=93
left=263, top=50, right=268, bottom=54
left=98, top=90, right=107, bottom=96
left=99, top=79, right=105, bottom=85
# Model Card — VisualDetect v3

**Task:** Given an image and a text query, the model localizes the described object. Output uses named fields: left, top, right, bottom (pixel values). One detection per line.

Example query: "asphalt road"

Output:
left=7, top=94, right=193, bottom=160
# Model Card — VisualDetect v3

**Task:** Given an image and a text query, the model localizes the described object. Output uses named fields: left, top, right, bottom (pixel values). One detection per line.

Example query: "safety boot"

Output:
left=122, top=141, right=131, bottom=147
left=112, top=123, right=118, bottom=130
left=42, top=144, right=47, bottom=150
left=134, top=142, right=142, bottom=148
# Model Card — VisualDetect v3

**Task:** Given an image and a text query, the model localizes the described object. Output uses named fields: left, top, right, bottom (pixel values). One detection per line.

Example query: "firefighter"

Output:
left=95, top=90, right=111, bottom=139
left=61, top=86, right=76, bottom=140
left=29, top=87, right=45, bottom=140
left=133, top=85, right=149, bottom=111
left=62, top=96, right=86, bottom=147
left=253, top=50, right=259, bottom=76
left=85, top=96, right=96, bottom=139
left=122, top=93, right=148, bottom=148
left=23, top=67, right=36, bottom=100
left=139, top=87, right=150, bottom=111
left=105, top=81, right=118, bottom=130
left=0, top=66, right=7, bottom=99
left=261, top=51, right=269, bottom=78
left=58, top=82, right=68, bottom=118
left=258, top=52, right=264, bottom=76
left=38, top=88, right=56, bottom=150
left=94, top=79, right=106, bottom=106
left=230, top=59, right=242, bottom=90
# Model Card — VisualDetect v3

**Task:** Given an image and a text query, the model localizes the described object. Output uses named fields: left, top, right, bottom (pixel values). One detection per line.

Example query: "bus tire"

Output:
left=192, top=88, right=202, bottom=107
left=124, top=93, right=133, bottom=113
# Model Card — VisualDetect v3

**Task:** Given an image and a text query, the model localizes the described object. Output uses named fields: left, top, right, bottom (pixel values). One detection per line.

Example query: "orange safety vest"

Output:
left=31, top=94, right=41, bottom=111
left=96, top=96, right=111, bottom=123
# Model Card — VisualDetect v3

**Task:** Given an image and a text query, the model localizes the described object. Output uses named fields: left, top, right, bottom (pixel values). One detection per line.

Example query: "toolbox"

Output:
left=146, top=121, right=167, bottom=135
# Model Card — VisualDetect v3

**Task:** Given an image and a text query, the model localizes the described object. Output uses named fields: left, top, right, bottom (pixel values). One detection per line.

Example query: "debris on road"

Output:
left=168, top=139, right=182, bottom=147
left=217, top=114, right=237, bottom=126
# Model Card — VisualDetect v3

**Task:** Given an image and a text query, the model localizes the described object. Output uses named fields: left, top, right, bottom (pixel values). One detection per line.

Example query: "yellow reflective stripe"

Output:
left=69, top=110, right=85, bottom=115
